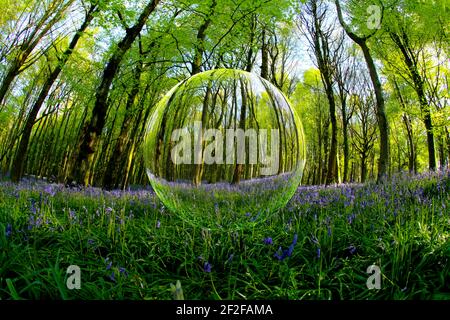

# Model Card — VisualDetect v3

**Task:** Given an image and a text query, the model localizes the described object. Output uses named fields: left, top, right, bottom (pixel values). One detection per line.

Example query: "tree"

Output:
left=350, top=78, right=378, bottom=182
left=335, top=0, right=390, bottom=182
left=0, top=0, right=75, bottom=106
left=299, top=0, right=340, bottom=184
left=68, top=0, right=160, bottom=186
left=334, top=40, right=357, bottom=182
left=10, top=2, right=99, bottom=182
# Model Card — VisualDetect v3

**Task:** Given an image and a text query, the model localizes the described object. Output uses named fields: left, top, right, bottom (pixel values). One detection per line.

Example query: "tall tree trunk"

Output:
left=446, top=127, right=450, bottom=170
left=308, top=0, right=338, bottom=184
left=324, top=78, right=338, bottom=185
left=102, top=60, right=143, bottom=190
left=245, top=15, right=257, bottom=72
left=191, top=0, right=217, bottom=75
left=10, top=4, right=98, bottom=182
left=403, top=114, right=415, bottom=173
left=189, top=0, right=217, bottom=186
left=342, top=122, right=349, bottom=182
left=438, top=135, right=445, bottom=170
left=335, top=0, right=390, bottom=182
left=393, top=78, right=415, bottom=173
left=68, top=0, right=160, bottom=186
left=232, top=80, right=248, bottom=184
left=360, top=154, right=367, bottom=183
left=261, top=28, right=269, bottom=80
left=389, top=31, right=436, bottom=171
left=360, top=43, right=389, bottom=181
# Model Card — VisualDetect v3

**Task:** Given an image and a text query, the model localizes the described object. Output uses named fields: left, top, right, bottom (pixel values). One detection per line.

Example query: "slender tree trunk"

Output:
left=103, top=61, right=143, bottom=190
left=245, top=15, right=257, bottom=72
left=232, top=81, right=247, bottom=184
left=335, top=0, right=390, bottom=182
left=403, top=114, right=415, bottom=173
left=191, top=0, right=217, bottom=75
left=438, top=135, right=445, bottom=170
left=360, top=154, right=367, bottom=183
left=306, top=0, right=339, bottom=184
left=393, top=78, right=415, bottom=173
left=0, top=64, right=19, bottom=106
left=446, top=127, right=450, bottom=170
left=360, top=43, right=389, bottom=181
left=390, top=31, right=436, bottom=171
left=342, top=113, right=349, bottom=182
left=261, top=28, right=269, bottom=80
left=190, top=0, right=217, bottom=186
left=324, top=78, right=338, bottom=185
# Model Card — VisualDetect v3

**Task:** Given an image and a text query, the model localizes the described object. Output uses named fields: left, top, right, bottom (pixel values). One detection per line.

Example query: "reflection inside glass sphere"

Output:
left=143, top=69, right=305, bottom=229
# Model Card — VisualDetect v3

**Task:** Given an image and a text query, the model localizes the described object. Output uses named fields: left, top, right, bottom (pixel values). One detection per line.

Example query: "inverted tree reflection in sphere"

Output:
left=143, top=69, right=305, bottom=229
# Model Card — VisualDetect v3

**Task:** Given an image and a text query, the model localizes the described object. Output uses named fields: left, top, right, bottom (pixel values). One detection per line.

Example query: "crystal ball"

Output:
left=143, top=69, right=305, bottom=229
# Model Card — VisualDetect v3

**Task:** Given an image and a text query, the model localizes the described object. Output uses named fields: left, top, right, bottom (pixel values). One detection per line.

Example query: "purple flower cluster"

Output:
left=274, top=233, right=298, bottom=261
left=5, top=224, right=12, bottom=238
left=203, top=262, right=212, bottom=273
left=104, top=258, right=128, bottom=280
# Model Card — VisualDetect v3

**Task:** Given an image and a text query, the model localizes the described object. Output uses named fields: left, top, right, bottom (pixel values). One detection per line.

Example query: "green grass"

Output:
left=0, top=172, right=449, bottom=300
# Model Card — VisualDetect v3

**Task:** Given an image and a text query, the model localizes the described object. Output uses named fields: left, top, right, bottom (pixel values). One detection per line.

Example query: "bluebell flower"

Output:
left=109, top=272, right=116, bottom=282
left=156, top=220, right=161, bottom=229
left=316, top=248, right=321, bottom=259
left=347, top=213, right=356, bottom=224
left=274, top=233, right=299, bottom=261
left=30, top=202, right=37, bottom=215
left=347, top=245, right=357, bottom=256
left=310, top=235, right=319, bottom=245
left=274, top=246, right=286, bottom=261
left=28, top=216, right=35, bottom=230
left=263, top=237, right=273, bottom=245
left=203, top=262, right=212, bottom=273
left=250, top=212, right=261, bottom=222
left=44, top=185, right=56, bottom=197
left=5, top=224, right=12, bottom=238
left=87, top=239, right=95, bottom=245
left=287, top=243, right=295, bottom=257
left=327, top=227, right=332, bottom=237
left=292, top=234, right=298, bottom=246
left=119, top=267, right=128, bottom=277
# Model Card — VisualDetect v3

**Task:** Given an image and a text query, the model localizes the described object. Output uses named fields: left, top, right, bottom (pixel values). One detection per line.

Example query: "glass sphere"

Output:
left=143, top=69, right=305, bottom=229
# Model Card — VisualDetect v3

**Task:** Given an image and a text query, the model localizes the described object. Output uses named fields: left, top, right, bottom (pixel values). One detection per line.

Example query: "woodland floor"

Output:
left=0, top=171, right=449, bottom=300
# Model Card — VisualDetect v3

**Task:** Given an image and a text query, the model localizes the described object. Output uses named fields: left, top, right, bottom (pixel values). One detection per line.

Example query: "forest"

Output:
left=0, top=0, right=447, bottom=188
left=0, top=0, right=449, bottom=301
